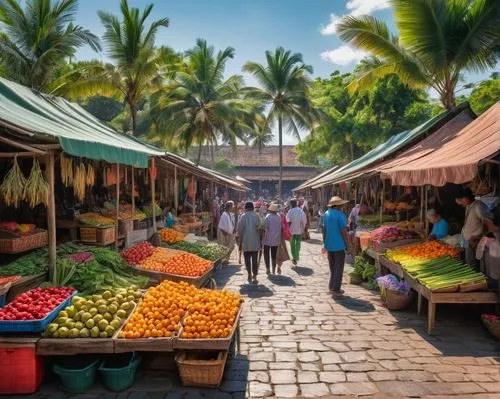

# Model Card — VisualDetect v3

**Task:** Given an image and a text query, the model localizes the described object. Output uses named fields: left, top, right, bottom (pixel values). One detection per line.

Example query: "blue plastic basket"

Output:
left=0, top=295, right=5, bottom=308
left=0, top=291, right=77, bottom=333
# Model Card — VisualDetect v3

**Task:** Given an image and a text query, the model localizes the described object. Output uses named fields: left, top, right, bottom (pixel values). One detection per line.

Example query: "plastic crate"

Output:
left=53, top=355, right=99, bottom=393
left=99, top=353, right=141, bottom=392
left=0, top=346, right=42, bottom=394
left=0, top=291, right=77, bottom=333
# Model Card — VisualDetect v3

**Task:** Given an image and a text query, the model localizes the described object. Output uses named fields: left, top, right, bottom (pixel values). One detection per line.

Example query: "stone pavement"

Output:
left=33, top=233, right=500, bottom=398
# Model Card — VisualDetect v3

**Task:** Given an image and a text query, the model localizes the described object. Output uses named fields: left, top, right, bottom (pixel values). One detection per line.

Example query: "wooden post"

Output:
left=46, top=151, right=56, bottom=281
left=151, top=158, right=157, bottom=231
left=131, top=166, right=135, bottom=213
left=420, top=186, right=424, bottom=226
left=115, top=163, right=120, bottom=250
left=380, top=179, right=385, bottom=225
left=174, top=166, right=178, bottom=216
left=424, top=185, right=429, bottom=238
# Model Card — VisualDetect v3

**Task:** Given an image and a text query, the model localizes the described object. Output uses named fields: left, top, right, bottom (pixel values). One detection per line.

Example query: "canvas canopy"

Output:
left=0, top=78, right=164, bottom=167
left=310, top=104, right=472, bottom=189
left=377, top=102, right=500, bottom=186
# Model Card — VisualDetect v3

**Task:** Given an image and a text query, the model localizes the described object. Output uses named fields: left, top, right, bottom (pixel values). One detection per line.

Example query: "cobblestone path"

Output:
left=34, top=233, right=500, bottom=398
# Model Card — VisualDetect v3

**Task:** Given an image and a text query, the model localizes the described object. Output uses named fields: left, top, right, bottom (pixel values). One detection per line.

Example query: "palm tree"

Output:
left=336, top=0, right=500, bottom=110
left=243, top=47, right=317, bottom=199
left=54, top=0, right=174, bottom=136
left=152, top=39, right=256, bottom=164
left=251, top=113, right=274, bottom=153
left=0, top=0, right=100, bottom=90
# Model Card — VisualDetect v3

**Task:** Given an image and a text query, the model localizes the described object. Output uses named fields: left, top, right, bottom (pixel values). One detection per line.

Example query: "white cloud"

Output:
left=320, top=14, right=341, bottom=36
left=320, top=46, right=367, bottom=65
left=347, top=0, right=391, bottom=17
left=320, top=0, right=391, bottom=36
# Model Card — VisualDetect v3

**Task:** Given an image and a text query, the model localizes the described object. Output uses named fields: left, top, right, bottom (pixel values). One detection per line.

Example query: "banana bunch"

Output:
left=24, top=159, right=49, bottom=208
left=73, top=163, right=86, bottom=202
left=60, top=153, right=73, bottom=187
left=86, top=163, right=95, bottom=186
left=0, top=157, right=27, bottom=208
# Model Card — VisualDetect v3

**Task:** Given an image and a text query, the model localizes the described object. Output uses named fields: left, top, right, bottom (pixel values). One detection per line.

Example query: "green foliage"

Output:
left=468, top=73, right=500, bottom=115
left=214, top=156, right=235, bottom=175
left=83, top=96, right=124, bottom=122
left=296, top=72, right=431, bottom=166
left=0, top=0, right=100, bottom=91
left=337, top=0, right=500, bottom=109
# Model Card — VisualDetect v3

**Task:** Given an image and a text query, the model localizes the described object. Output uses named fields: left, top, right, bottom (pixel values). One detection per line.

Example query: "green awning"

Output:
left=311, top=104, right=472, bottom=188
left=0, top=78, right=164, bottom=167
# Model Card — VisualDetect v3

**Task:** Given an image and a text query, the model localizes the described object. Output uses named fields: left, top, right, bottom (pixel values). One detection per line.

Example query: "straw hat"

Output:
left=328, top=196, right=348, bottom=207
left=268, top=203, right=279, bottom=212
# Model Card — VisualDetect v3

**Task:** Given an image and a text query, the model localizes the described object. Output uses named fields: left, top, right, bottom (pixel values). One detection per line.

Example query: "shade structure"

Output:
left=293, top=164, right=339, bottom=191
left=310, top=104, right=473, bottom=189
left=0, top=78, right=164, bottom=167
left=377, top=102, right=500, bottom=187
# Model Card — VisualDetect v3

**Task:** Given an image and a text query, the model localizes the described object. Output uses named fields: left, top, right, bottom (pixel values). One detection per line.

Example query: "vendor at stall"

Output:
left=397, top=186, right=419, bottom=207
left=455, top=188, right=489, bottom=269
left=426, top=209, right=449, bottom=240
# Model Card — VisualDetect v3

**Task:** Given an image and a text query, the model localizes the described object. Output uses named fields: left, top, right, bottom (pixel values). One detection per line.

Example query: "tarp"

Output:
left=293, top=164, right=339, bottom=191
left=0, top=78, right=164, bottom=167
left=310, top=104, right=472, bottom=189
left=377, top=102, right=500, bottom=186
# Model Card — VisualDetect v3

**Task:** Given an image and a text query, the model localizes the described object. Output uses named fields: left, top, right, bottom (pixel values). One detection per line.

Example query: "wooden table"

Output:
left=56, top=219, right=79, bottom=241
left=377, top=256, right=499, bottom=334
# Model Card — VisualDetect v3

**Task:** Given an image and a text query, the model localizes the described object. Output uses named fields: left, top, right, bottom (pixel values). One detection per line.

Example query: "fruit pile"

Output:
left=122, top=242, right=155, bottom=265
left=370, top=226, right=416, bottom=242
left=163, top=241, right=228, bottom=262
left=138, top=248, right=212, bottom=277
left=77, top=213, right=115, bottom=227
left=0, top=287, right=75, bottom=321
left=44, top=288, right=141, bottom=339
left=120, top=280, right=242, bottom=339
left=160, top=228, right=184, bottom=244
left=387, top=241, right=459, bottom=263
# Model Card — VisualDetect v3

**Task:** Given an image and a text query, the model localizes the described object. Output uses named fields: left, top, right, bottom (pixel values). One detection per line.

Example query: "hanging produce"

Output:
left=0, top=156, right=27, bottom=208
left=60, top=153, right=73, bottom=187
left=24, top=159, right=49, bottom=208
left=86, top=163, right=95, bottom=186
left=73, top=162, right=86, bottom=201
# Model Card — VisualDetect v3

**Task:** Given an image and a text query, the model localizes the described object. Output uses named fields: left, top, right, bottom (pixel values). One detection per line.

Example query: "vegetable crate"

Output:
left=0, top=344, right=42, bottom=394
left=0, top=230, right=47, bottom=254
left=80, top=226, right=115, bottom=245
left=118, top=219, right=134, bottom=236
left=0, top=291, right=76, bottom=333
left=175, top=350, right=228, bottom=388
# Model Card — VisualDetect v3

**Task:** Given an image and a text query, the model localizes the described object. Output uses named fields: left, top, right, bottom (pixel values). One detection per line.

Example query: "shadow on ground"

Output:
left=214, top=264, right=241, bottom=288
left=333, top=295, right=376, bottom=312
left=239, top=284, right=274, bottom=298
left=267, top=274, right=296, bottom=287
left=291, top=265, right=314, bottom=276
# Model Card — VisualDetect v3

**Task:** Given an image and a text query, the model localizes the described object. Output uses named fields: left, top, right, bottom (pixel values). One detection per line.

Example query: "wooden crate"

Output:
left=125, top=229, right=148, bottom=248
left=118, top=219, right=134, bottom=236
left=80, top=226, right=115, bottom=245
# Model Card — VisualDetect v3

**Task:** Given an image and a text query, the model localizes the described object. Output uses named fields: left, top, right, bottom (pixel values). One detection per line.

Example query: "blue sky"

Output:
left=74, top=0, right=493, bottom=144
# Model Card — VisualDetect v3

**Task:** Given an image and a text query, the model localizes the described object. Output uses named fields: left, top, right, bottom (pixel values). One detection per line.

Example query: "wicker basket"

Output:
left=348, top=273, right=363, bottom=285
left=175, top=351, right=228, bottom=388
left=381, top=287, right=414, bottom=310
left=0, top=230, right=48, bottom=254
left=482, top=315, right=500, bottom=340
left=80, top=226, right=115, bottom=245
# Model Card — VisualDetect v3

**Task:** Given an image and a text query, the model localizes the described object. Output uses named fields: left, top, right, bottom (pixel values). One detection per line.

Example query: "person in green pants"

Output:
left=286, top=199, right=307, bottom=265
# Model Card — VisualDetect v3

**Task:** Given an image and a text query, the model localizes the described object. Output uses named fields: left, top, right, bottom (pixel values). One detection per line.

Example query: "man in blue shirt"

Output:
left=322, top=196, right=352, bottom=297
left=427, top=209, right=449, bottom=240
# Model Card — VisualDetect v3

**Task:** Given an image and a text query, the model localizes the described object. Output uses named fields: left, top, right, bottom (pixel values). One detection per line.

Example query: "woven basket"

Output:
left=0, top=230, right=47, bottom=254
left=348, top=273, right=363, bottom=285
left=381, top=287, right=414, bottom=310
left=482, top=316, right=500, bottom=340
left=175, top=351, right=228, bottom=388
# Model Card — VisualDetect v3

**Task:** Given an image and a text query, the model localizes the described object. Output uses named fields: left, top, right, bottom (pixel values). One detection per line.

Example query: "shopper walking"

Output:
left=323, top=196, right=351, bottom=297
left=217, top=201, right=235, bottom=265
left=263, top=203, right=281, bottom=274
left=286, top=199, right=307, bottom=265
left=238, top=202, right=262, bottom=284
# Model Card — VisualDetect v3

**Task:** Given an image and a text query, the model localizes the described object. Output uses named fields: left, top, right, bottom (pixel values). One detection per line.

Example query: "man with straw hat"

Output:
left=263, top=203, right=282, bottom=275
left=323, top=196, right=352, bottom=297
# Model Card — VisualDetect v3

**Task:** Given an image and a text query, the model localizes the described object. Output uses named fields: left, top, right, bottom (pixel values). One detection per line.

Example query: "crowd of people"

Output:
left=215, top=196, right=353, bottom=297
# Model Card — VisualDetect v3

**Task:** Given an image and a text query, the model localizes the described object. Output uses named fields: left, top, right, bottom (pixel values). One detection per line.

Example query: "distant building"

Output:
left=195, top=145, right=318, bottom=198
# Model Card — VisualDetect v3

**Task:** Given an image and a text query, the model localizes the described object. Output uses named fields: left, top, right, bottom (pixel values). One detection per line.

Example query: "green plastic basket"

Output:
left=53, top=356, right=100, bottom=393
left=99, top=353, right=142, bottom=392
